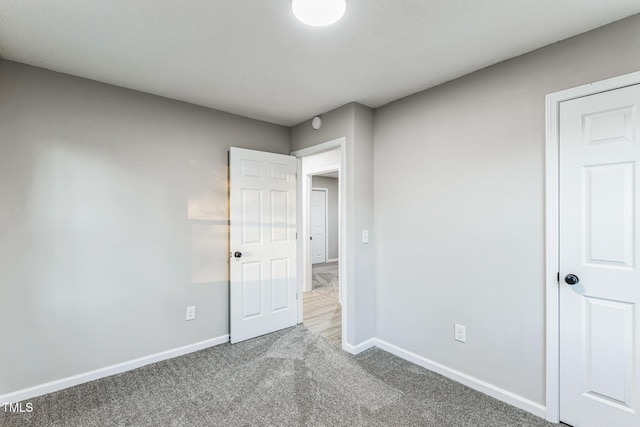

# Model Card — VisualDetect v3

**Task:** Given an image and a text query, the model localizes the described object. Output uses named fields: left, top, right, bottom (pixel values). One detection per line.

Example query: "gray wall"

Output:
left=312, top=176, right=339, bottom=260
left=291, top=103, right=375, bottom=346
left=373, top=14, right=640, bottom=405
left=0, top=60, right=289, bottom=395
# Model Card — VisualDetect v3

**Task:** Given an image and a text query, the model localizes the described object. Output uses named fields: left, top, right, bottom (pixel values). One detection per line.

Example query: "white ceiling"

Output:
left=1, top=1, right=639, bottom=126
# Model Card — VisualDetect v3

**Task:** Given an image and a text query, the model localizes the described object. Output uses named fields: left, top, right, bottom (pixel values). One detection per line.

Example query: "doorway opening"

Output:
left=304, top=172, right=341, bottom=345
left=293, top=138, right=347, bottom=349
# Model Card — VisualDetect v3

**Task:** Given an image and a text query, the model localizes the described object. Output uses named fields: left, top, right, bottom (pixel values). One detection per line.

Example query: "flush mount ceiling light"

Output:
left=291, top=0, right=347, bottom=27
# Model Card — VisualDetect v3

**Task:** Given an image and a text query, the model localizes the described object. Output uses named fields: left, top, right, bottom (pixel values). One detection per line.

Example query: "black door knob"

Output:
left=564, top=274, right=579, bottom=285
left=234, top=251, right=242, bottom=258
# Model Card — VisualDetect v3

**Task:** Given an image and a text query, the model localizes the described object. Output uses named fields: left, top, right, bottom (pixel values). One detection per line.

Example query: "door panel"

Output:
left=271, top=258, right=290, bottom=312
left=559, top=85, right=640, bottom=427
left=311, top=189, right=327, bottom=264
left=241, top=189, right=262, bottom=244
left=271, top=191, right=289, bottom=243
left=242, top=261, right=263, bottom=319
left=583, top=297, right=634, bottom=407
left=584, top=163, right=634, bottom=268
left=229, top=147, right=297, bottom=344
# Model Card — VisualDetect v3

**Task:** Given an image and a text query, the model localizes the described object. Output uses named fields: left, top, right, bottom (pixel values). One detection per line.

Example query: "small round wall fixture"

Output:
left=291, top=0, right=347, bottom=27
left=311, top=116, right=322, bottom=130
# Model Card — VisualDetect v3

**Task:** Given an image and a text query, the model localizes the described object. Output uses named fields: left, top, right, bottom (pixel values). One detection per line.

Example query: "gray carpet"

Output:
left=1, top=326, right=556, bottom=426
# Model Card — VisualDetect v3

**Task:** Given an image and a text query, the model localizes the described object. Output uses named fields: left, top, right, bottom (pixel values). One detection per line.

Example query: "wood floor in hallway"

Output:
left=303, top=261, right=341, bottom=345
left=303, top=291, right=341, bottom=345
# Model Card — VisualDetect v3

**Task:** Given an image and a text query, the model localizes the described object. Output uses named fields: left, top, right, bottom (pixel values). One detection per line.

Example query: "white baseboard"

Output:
left=0, top=334, right=230, bottom=404
left=342, top=338, right=376, bottom=355
left=372, top=339, right=547, bottom=419
left=326, top=258, right=339, bottom=263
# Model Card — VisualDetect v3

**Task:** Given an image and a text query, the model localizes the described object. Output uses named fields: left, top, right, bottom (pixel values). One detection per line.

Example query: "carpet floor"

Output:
left=1, top=326, right=556, bottom=426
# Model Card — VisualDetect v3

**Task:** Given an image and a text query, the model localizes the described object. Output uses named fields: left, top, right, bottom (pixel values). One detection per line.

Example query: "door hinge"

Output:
left=557, top=272, right=560, bottom=282
left=296, top=293, right=298, bottom=300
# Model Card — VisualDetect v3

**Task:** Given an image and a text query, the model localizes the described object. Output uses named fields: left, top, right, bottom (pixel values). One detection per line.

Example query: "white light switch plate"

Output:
left=454, top=324, right=466, bottom=343
left=362, top=230, right=369, bottom=244
left=186, top=306, right=196, bottom=321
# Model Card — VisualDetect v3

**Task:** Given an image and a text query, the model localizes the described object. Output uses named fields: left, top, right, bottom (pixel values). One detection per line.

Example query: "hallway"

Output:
left=303, top=262, right=341, bottom=345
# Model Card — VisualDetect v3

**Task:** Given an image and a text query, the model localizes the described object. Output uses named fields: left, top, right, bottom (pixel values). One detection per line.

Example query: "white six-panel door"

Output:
left=311, top=189, right=327, bottom=265
left=559, top=85, right=640, bottom=426
left=229, top=147, right=297, bottom=344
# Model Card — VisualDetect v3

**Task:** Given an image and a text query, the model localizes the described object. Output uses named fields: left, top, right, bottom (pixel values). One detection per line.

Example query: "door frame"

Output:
left=544, top=70, right=640, bottom=423
left=292, top=137, right=347, bottom=348
left=310, top=187, right=329, bottom=264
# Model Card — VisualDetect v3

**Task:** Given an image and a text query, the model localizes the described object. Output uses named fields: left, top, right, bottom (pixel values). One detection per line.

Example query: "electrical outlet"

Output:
left=362, top=230, right=369, bottom=244
left=186, top=306, right=196, bottom=321
left=454, top=324, right=466, bottom=343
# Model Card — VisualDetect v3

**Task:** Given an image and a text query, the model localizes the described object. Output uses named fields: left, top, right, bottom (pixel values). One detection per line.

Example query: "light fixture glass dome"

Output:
left=291, top=0, right=347, bottom=27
